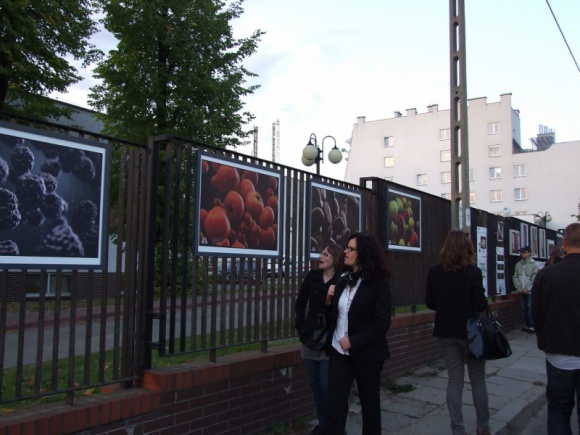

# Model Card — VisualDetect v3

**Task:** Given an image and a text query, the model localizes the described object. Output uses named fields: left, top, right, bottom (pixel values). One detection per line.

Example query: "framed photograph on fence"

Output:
left=539, top=228, right=546, bottom=259
left=0, top=122, right=110, bottom=269
left=194, top=151, right=283, bottom=257
left=386, top=188, right=422, bottom=252
left=307, top=180, right=362, bottom=259
left=509, top=229, right=520, bottom=256
left=520, top=223, right=529, bottom=249
left=531, top=226, right=539, bottom=258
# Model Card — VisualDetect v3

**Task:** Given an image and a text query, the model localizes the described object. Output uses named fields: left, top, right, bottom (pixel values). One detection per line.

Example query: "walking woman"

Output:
left=323, top=232, right=392, bottom=435
left=295, top=243, right=344, bottom=434
left=425, top=230, right=491, bottom=435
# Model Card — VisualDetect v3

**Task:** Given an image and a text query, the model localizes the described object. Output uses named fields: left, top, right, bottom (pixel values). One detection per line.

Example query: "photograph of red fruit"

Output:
left=0, top=123, right=110, bottom=269
left=386, top=188, right=421, bottom=252
left=195, top=152, right=282, bottom=257
left=307, top=181, right=362, bottom=259
left=509, top=229, right=520, bottom=256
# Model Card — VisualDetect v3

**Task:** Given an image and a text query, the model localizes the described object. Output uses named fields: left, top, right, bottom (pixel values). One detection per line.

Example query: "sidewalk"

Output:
left=312, top=330, right=547, bottom=435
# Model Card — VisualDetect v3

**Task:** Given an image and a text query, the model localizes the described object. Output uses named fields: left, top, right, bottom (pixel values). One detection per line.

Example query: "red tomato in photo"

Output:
left=211, top=165, right=240, bottom=194
left=216, top=238, right=230, bottom=247
left=204, top=206, right=231, bottom=241
left=245, top=191, right=264, bottom=220
left=200, top=208, right=208, bottom=230
left=202, top=160, right=209, bottom=174
left=266, top=196, right=278, bottom=218
left=259, top=206, right=275, bottom=229
left=238, top=179, right=255, bottom=201
left=259, top=227, right=276, bottom=250
left=223, top=191, right=245, bottom=221
left=251, top=224, right=262, bottom=238
left=231, top=241, right=245, bottom=249
left=268, top=176, right=278, bottom=191
left=242, top=170, right=259, bottom=186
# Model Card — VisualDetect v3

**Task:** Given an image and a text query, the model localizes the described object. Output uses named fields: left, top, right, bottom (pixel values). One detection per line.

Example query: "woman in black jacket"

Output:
left=323, top=233, right=391, bottom=435
left=425, top=230, right=491, bottom=435
left=295, top=243, right=344, bottom=434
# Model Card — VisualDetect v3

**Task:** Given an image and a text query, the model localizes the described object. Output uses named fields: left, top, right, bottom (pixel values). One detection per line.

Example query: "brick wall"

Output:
left=0, top=299, right=520, bottom=435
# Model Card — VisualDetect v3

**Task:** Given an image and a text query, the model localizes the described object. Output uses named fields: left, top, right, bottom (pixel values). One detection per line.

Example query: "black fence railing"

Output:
left=0, top=115, right=560, bottom=407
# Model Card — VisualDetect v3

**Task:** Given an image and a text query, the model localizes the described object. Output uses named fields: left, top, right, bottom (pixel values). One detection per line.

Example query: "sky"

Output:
left=53, top=0, right=580, bottom=181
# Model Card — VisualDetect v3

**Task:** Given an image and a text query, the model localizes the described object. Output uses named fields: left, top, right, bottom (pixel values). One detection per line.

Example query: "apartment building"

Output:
left=345, top=93, right=579, bottom=232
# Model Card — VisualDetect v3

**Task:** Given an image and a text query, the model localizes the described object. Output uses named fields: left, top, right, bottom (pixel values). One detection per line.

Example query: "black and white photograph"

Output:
left=0, top=123, right=110, bottom=268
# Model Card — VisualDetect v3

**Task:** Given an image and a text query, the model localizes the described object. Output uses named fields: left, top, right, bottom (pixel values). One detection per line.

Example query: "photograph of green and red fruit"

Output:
left=309, top=181, right=362, bottom=257
left=197, top=154, right=282, bottom=254
left=386, top=189, right=421, bottom=251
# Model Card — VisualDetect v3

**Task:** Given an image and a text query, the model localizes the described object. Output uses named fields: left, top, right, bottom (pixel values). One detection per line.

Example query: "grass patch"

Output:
left=382, top=379, right=415, bottom=394
left=267, top=413, right=314, bottom=434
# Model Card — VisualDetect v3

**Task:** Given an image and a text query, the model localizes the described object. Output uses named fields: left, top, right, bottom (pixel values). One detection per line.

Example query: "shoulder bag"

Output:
left=466, top=307, right=512, bottom=360
left=306, top=310, right=329, bottom=351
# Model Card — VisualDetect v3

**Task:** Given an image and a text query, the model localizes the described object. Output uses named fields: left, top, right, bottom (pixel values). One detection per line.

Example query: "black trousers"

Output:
left=323, top=348, right=384, bottom=435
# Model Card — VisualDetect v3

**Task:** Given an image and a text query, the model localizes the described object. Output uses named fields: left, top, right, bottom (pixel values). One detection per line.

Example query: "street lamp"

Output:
left=534, top=211, right=552, bottom=227
left=301, top=133, right=343, bottom=175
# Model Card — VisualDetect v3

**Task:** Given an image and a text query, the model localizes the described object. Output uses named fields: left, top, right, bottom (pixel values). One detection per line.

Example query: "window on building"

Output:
left=384, top=156, right=394, bottom=167
left=514, top=188, right=528, bottom=201
left=487, top=122, right=500, bottom=134
left=440, top=150, right=451, bottom=162
left=417, top=174, right=428, bottom=186
left=384, top=136, right=394, bottom=147
left=489, top=167, right=502, bottom=179
left=513, top=164, right=527, bottom=177
left=441, top=171, right=451, bottom=183
left=441, top=193, right=451, bottom=200
left=469, top=169, right=475, bottom=181
left=25, top=273, right=72, bottom=297
left=489, top=145, right=501, bottom=157
left=440, top=129, right=451, bottom=141
left=490, top=190, right=503, bottom=202
left=470, top=192, right=476, bottom=204
left=384, top=176, right=394, bottom=181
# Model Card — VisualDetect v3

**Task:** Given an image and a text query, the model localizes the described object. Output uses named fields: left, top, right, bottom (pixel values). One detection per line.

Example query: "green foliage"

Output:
left=382, top=380, right=415, bottom=394
left=89, top=0, right=264, bottom=147
left=0, top=0, right=102, bottom=119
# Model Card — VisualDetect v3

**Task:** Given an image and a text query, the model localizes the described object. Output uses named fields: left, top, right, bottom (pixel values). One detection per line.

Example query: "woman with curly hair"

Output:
left=323, top=232, right=392, bottom=434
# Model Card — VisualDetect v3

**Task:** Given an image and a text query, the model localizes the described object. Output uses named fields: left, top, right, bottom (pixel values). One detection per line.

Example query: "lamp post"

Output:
left=301, top=133, right=343, bottom=175
left=534, top=211, right=552, bottom=227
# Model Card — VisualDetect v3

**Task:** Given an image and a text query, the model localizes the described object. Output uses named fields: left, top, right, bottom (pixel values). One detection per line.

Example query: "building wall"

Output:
left=346, top=94, right=579, bottom=232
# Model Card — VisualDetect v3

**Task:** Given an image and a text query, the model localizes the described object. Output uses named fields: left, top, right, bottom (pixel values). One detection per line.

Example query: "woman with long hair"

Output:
left=323, top=232, right=391, bottom=434
left=295, top=243, right=344, bottom=434
left=546, top=245, right=562, bottom=267
left=425, top=230, right=491, bottom=435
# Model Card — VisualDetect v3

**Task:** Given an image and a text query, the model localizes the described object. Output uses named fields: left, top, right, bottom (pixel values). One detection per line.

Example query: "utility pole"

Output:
left=449, top=0, right=470, bottom=231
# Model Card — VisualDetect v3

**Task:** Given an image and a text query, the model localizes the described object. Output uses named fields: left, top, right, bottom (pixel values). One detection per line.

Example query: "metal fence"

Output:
left=0, top=115, right=560, bottom=407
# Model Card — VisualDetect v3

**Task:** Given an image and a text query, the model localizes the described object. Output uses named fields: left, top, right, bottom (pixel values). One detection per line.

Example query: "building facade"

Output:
left=345, top=93, right=579, bottom=232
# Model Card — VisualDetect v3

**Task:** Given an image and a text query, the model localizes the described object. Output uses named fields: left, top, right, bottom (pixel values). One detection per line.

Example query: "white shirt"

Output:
left=332, top=279, right=361, bottom=355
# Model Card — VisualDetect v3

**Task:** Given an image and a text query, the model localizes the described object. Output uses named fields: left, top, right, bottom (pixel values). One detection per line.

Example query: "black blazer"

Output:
left=295, top=269, right=340, bottom=345
left=326, top=275, right=391, bottom=362
left=532, top=253, right=580, bottom=356
left=425, top=263, right=488, bottom=340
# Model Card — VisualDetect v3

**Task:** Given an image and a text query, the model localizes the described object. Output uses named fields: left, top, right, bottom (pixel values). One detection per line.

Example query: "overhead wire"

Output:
left=545, top=0, right=580, bottom=73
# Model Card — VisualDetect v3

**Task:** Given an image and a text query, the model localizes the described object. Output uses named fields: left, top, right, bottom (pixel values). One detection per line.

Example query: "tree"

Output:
left=0, top=0, right=102, bottom=119
left=89, top=0, right=264, bottom=147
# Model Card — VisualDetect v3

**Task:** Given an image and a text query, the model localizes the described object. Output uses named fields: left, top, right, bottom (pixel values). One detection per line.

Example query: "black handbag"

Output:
left=306, top=312, right=329, bottom=351
left=466, top=308, right=512, bottom=360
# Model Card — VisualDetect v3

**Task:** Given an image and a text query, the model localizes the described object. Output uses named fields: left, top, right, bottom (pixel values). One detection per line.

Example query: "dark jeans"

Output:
left=304, top=358, right=329, bottom=429
left=546, top=360, right=580, bottom=435
left=519, top=293, right=534, bottom=328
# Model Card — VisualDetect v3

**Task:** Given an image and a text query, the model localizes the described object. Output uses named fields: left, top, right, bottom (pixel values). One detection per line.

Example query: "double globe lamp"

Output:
left=302, top=133, right=343, bottom=175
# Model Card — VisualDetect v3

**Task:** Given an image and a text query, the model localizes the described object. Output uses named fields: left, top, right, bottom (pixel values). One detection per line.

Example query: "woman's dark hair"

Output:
left=440, top=230, right=476, bottom=272
left=324, top=242, right=345, bottom=271
left=348, top=232, right=391, bottom=280
left=546, top=245, right=562, bottom=266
